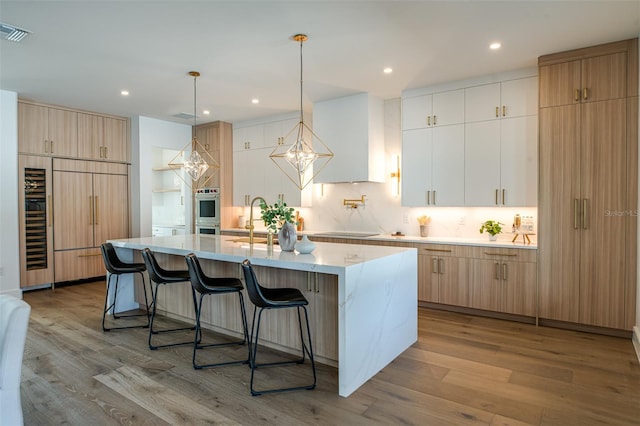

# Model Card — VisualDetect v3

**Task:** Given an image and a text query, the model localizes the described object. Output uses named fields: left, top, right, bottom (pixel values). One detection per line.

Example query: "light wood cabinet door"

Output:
left=93, top=173, right=129, bottom=246
left=579, top=99, right=627, bottom=329
left=77, top=113, right=103, bottom=160
left=54, top=248, right=104, bottom=282
left=468, top=259, right=500, bottom=312
left=418, top=254, right=439, bottom=303
left=538, top=105, right=581, bottom=323
left=53, top=171, right=94, bottom=250
left=438, top=256, right=469, bottom=307
left=18, top=155, right=54, bottom=288
left=539, top=60, right=581, bottom=108
left=581, top=52, right=627, bottom=103
left=500, top=261, right=537, bottom=317
left=401, top=128, right=432, bottom=206
left=103, top=117, right=129, bottom=162
left=18, top=103, right=77, bottom=156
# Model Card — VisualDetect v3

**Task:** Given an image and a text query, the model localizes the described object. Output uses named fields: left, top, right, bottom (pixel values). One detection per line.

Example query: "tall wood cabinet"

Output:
left=18, top=100, right=132, bottom=288
left=538, top=38, right=638, bottom=330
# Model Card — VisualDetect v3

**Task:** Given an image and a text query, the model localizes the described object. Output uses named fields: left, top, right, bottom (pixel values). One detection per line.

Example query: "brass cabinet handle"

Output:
left=433, top=115, right=437, bottom=126
left=77, top=253, right=102, bottom=258
left=484, top=252, right=517, bottom=257
left=432, top=257, right=438, bottom=274
left=574, top=89, right=580, bottom=102
left=574, top=198, right=579, bottom=229
left=502, top=263, right=508, bottom=280
left=432, top=190, right=436, bottom=205
left=495, top=189, right=499, bottom=205
left=307, top=272, right=312, bottom=292
left=583, top=88, right=589, bottom=100
left=44, top=140, right=48, bottom=153
left=495, top=262, right=500, bottom=280
left=89, top=196, right=93, bottom=225
left=439, top=258, right=444, bottom=274
left=426, top=190, right=431, bottom=205
left=94, top=196, right=99, bottom=225
left=495, top=106, right=499, bottom=118
left=502, top=106, right=506, bottom=117
left=424, top=248, right=452, bottom=253
left=427, top=116, right=431, bottom=126
left=582, top=198, right=588, bottom=229
left=502, top=189, right=506, bottom=205
left=104, top=146, right=108, bottom=158
left=315, top=272, right=319, bottom=293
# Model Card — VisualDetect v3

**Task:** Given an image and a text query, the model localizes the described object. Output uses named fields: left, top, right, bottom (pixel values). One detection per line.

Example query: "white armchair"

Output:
left=0, top=295, right=31, bottom=426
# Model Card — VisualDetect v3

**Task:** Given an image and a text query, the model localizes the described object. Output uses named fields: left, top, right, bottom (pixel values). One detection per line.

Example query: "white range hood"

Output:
left=313, top=92, right=385, bottom=183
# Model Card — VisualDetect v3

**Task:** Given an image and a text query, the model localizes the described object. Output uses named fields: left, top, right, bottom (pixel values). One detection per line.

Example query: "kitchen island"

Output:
left=109, top=234, right=417, bottom=397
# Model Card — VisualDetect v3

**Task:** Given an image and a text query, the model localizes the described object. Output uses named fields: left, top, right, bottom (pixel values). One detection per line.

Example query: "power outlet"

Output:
left=402, top=213, right=409, bottom=224
left=458, top=216, right=466, bottom=225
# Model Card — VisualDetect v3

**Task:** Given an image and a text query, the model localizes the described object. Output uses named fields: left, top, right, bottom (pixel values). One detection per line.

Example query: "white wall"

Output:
left=133, top=116, right=192, bottom=237
left=0, top=90, right=22, bottom=298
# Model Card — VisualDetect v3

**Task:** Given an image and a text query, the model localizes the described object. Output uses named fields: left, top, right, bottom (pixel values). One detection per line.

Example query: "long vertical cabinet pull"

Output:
left=315, top=272, right=319, bottom=293
left=432, top=257, right=438, bottom=274
left=89, top=196, right=94, bottom=224
left=495, top=106, right=499, bottom=118
left=426, top=190, right=431, bottom=205
left=583, top=88, right=589, bottom=100
left=502, top=189, right=506, bottom=205
left=433, top=115, right=437, bottom=126
left=495, top=189, right=499, bottom=205
left=50, top=141, right=54, bottom=153
left=502, top=106, right=506, bottom=117
left=495, top=263, right=500, bottom=280
left=438, top=258, right=444, bottom=274
left=582, top=198, right=588, bottom=229
left=574, top=89, right=580, bottom=102
left=502, top=263, right=508, bottom=280
left=574, top=198, right=580, bottom=229
left=432, top=190, right=436, bottom=205
left=94, top=196, right=99, bottom=225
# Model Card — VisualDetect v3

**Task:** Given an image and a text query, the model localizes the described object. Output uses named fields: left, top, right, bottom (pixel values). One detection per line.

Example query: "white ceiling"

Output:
left=1, top=1, right=639, bottom=125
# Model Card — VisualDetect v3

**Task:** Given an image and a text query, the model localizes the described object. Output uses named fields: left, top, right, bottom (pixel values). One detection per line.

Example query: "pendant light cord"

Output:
left=193, top=74, right=197, bottom=138
left=299, top=38, right=304, bottom=122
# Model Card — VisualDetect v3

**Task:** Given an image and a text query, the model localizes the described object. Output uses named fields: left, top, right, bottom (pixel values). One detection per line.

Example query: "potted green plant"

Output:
left=479, top=220, right=503, bottom=241
left=260, top=200, right=297, bottom=250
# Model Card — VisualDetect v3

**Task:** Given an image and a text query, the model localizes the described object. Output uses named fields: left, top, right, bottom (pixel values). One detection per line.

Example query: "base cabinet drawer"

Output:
left=54, top=248, right=105, bottom=282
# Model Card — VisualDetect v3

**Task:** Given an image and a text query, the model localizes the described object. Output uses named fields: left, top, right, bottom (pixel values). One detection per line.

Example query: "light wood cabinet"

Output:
left=18, top=155, right=54, bottom=288
left=52, top=159, right=129, bottom=282
left=538, top=38, right=637, bottom=330
left=417, top=244, right=467, bottom=305
left=18, top=102, right=78, bottom=157
left=78, top=113, right=129, bottom=163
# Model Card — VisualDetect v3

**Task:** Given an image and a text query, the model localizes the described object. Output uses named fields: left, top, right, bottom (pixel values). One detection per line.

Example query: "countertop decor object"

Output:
left=295, top=234, right=315, bottom=253
left=260, top=199, right=297, bottom=251
left=278, top=221, right=297, bottom=251
left=479, top=220, right=503, bottom=241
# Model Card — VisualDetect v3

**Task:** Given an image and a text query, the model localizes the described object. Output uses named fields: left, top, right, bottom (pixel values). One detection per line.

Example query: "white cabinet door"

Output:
left=500, top=77, right=537, bottom=118
left=263, top=121, right=283, bottom=148
left=402, top=128, right=432, bottom=206
left=433, top=89, right=465, bottom=127
left=233, top=149, right=252, bottom=206
left=465, top=121, right=501, bottom=206
left=465, top=83, right=501, bottom=123
left=402, top=95, right=432, bottom=130
left=500, top=115, right=538, bottom=206
left=432, top=125, right=465, bottom=206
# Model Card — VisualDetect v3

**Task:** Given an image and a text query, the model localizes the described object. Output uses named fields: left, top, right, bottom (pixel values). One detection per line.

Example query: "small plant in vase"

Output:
left=479, top=220, right=503, bottom=241
left=260, top=200, right=297, bottom=251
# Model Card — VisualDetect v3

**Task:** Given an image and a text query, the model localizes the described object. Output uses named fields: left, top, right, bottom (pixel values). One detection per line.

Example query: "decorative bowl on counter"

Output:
left=295, top=235, right=316, bottom=254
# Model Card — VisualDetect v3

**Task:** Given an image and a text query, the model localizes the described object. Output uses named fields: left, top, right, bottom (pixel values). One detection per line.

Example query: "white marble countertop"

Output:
left=109, top=234, right=416, bottom=275
left=222, top=228, right=537, bottom=250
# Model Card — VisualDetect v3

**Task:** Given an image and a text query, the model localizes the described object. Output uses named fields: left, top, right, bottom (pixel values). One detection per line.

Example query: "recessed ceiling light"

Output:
left=251, top=98, right=259, bottom=104
left=203, top=110, right=210, bottom=115
left=383, top=67, right=393, bottom=74
left=120, top=90, right=129, bottom=96
left=490, top=42, right=502, bottom=50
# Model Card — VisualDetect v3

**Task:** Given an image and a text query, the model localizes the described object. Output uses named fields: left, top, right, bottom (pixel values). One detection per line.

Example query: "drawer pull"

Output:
left=484, top=251, right=517, bottom=257
left=424, top=248, right=452, bottom=253
left=77, top=253, right=102, bottom=258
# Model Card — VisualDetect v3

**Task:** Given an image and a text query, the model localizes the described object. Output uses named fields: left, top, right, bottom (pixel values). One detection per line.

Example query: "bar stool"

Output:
left=142, top=248, right=197, bottom=350
left=100, top=242, right=150, bottom=331
left=240, top=259, right=316, bottom=396
left=185, top=253, right=250, bottom=369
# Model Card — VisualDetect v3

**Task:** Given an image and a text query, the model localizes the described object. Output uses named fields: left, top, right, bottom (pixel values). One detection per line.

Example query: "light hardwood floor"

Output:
left=20, top=281, right=640, bottom=425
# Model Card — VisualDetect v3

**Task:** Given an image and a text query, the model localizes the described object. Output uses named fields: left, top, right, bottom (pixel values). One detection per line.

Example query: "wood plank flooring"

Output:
left=19, top=281, right=640, bottom=425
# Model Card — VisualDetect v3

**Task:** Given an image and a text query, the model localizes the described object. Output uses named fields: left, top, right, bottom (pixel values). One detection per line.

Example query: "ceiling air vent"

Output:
left=173, top=112, right=198, bottom=120
left=0, top=22, right=31, bottom=42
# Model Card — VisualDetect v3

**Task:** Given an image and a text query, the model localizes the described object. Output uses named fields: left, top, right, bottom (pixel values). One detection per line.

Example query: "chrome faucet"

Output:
left=246, top=196, right=267, bottom=245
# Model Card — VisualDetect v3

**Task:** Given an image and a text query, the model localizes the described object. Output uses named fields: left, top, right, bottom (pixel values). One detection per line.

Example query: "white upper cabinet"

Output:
left=431, top=125, right=465, bottom=206
left=465, top=77, right=538, bottom=123
left=402, top=128, right=433, bottom=206
left=402, top=89, right=464, bottom=130
left=314, top=93, right=385, bottom=183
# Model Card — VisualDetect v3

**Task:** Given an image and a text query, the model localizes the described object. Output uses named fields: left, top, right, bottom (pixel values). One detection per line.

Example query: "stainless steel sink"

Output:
left=313, top=232, right=379, bottom=238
